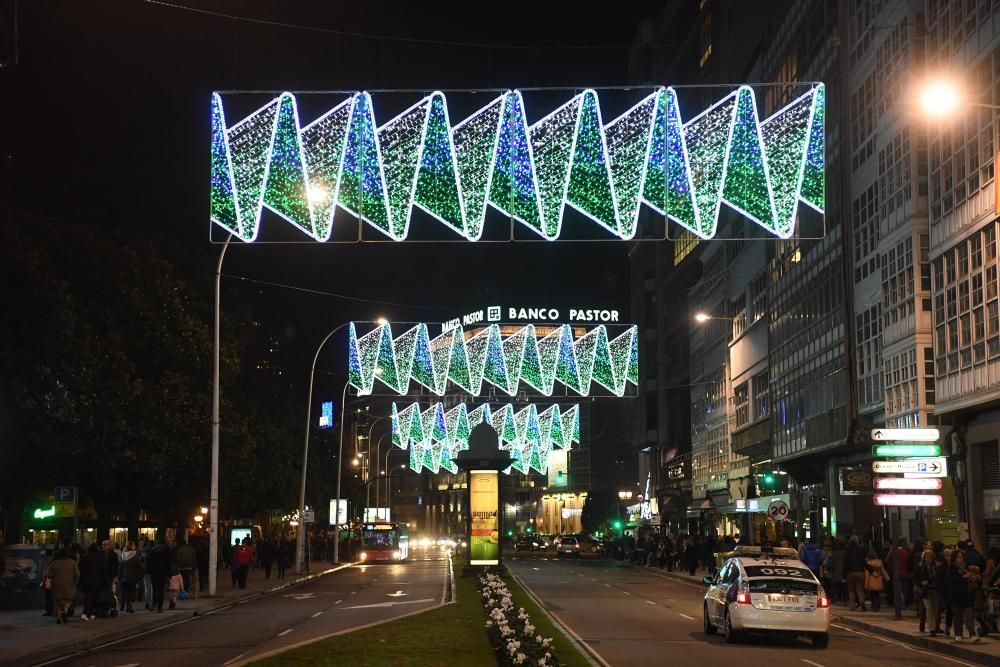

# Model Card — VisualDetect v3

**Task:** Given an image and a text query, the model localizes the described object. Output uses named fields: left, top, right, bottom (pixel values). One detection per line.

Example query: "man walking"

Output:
left=174, top=539, right=195, bottom=594
left=233, top=538, right=252, bottom=589
left=147, top=537, right=172, bottom=613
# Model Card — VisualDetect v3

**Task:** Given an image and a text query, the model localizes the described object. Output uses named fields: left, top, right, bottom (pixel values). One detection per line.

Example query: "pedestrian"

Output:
left=915, top=549, right=942, bottom=635
left=945, top=549, right=980, bottom=643
left=118, top=541, right=140, bottom=613
left=831, top=538, right=846, bottom=605
left=78, top=543, right=104, bottom=621
left=174, top=538, right=195, bottom=593
left=258, top=537, right=275, bottom=579
left=845, top=537, right=867, bottom=611
left=963, top=540, right=987, bottom=570
left=41, top=555, right=55, bottom=617
left=275, top=538, right=288, bottom=579
left=230, top=538, right=241, bottom=587
left=234, top=537, right=252, bottom=588
left=684, top=537, right=697, bottom=576
left=48, top=549, right=80, bottom=625
left=101, top=539, right=119, bottom=604
left=147, top=536, right=172, bottom=613
left=801, top=538, right=823, bottom=580
left=864, top=549, right=888, bottom=611
left=195, top=538, right=209, bottom=592
left=887, top=537, right=911, bottom=617
left=167, top=567, right=183, bottom=610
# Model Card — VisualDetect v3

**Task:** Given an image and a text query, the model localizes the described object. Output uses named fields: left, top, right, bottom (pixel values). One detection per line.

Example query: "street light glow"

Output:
left=920, top=80, right=962, bottom=118
left=376, top=317, right=389, bottom=326
left=694, top=312, right=711, bottom=323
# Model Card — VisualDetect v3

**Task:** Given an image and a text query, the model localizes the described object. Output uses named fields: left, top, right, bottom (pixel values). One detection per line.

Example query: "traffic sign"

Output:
left=302, top=510, right=315, bottom=523
left=54, top=486, right=77, bottom=503
left=874, top=494, right=943, bottom=507
left=871, top=428, right=939, bottom=442
left=767, top=499, right=789, bottom=521
left=873, top=444, right=941, bottom=458
left=873, top=477, right=942, bottom=491
left=872, top=458, right=946, bottom=476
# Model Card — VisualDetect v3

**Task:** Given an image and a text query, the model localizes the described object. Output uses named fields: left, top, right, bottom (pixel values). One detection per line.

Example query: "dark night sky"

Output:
left=2, top=0, right=667, bottom=389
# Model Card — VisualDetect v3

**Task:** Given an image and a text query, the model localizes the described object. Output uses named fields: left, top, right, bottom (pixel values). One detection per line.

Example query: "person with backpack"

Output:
left=233, top=538, right=252, bottom=589
left=864, top=549, right=888, bottom=611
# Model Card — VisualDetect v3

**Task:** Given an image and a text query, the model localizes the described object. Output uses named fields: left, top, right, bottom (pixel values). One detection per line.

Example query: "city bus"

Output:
left=358, top=521, right=409, bottom=562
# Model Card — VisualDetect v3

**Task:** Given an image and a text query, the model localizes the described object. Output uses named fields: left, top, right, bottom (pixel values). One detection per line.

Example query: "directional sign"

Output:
left=767, top=499, right=789, bottom=522
left=873, top=477, right=943, bottom=491
left=873, top=444, right=941, bottom=458
left=302, top=510, right=315, bottom=523
left=874, top=494, right=943, bottom=507
left=871, top=428, right=939, bottom=442
left=872, top=458, right=946, bottom=476
left=343, top=598, right=435, bottom=610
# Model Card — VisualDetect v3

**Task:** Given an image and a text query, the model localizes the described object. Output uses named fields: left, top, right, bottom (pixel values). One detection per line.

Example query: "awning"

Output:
left=685, top=499, right=713, bottom=517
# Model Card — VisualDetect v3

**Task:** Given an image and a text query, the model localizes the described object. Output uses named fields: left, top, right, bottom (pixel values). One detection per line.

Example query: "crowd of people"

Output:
left=622, top=530, right=1000, bottom=644
left=40, top=533, right=301, bottom=625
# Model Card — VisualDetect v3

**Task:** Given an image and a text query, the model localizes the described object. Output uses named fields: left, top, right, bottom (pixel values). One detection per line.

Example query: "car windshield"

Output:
left=562, top=538, right=577, bottom=545
left=747, top=579, right=819, bottom=594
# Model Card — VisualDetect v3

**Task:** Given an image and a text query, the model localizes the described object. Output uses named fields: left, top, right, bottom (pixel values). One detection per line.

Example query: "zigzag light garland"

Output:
left=391, top=402, right=580, bottom=475
left=211, top=85, right=824, bottom=242
left=348, top=323, right=638, bottom=397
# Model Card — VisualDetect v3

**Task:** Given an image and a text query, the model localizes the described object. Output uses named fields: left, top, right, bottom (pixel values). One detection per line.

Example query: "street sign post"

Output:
left=874, top=494, right=944, bottom=507
left=872, top=458, right=947, bottom=475
left=873, top=444, right=941, bottom=458
left=302, top=510, right=315, bottom=523
left=873, top=477, right=942, bottom=490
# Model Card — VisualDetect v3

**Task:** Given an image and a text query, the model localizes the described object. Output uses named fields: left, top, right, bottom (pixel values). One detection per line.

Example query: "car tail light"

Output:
left=817, top=591, right=829, bottom=608
left=736, top=584, right=751, bottom=605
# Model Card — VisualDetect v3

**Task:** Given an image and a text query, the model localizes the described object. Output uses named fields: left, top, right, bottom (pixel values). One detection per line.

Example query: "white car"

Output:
left=702, top=547, right=829, bottom=648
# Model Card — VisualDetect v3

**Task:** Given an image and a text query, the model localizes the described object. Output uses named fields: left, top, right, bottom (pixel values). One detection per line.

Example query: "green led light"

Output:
left=873, top=444, right=941, bottom=458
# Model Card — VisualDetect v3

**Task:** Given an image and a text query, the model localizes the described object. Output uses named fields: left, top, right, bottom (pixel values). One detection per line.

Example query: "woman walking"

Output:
left=864, top=549, right=888, bottom=611
left=118, top=541, right=140, bottom=613
left=945, top=549, right=980, bottom=643
left=48, top=549, right=80, bottom=625
left=915, top=549, right=942, bottom=635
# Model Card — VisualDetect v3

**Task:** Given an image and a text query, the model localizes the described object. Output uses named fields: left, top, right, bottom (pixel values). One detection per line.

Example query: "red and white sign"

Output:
left=873, top=478, right=942, bottom=491
left=874, top=494, right=943, bottom=507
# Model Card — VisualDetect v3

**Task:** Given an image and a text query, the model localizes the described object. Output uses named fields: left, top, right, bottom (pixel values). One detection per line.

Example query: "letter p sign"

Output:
left=54, top=486, right=76, bottom=503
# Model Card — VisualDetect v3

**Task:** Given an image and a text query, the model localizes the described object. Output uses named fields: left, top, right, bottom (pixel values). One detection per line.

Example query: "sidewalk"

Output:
left=0, top=561, right=348, bottom=667
left=622, top=561, right=1000, bottom=665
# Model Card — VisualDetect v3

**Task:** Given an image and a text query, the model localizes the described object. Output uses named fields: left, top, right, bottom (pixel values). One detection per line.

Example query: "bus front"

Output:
left=358, top=522, right=407, bottom=563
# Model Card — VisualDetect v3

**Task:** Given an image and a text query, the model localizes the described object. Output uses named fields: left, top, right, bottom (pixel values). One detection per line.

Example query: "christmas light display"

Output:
left=211, top=84, right=824, bottom=241
left=348, top=323, right=638, bottom=397
left=391, top=402, right=580, bottom=475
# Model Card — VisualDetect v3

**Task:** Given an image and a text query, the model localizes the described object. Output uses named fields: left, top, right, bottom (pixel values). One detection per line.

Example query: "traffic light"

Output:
left=612, top=519, right=623, bottom=530
left=506, top=529, right=513, bottom=537
left=762, top=473, right=776, bottom=488
left=525, top=526, right=532, bottom=533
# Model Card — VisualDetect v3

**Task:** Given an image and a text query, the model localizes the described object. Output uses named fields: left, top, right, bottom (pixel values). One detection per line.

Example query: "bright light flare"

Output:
left=920, top=80, right=962, bottom=118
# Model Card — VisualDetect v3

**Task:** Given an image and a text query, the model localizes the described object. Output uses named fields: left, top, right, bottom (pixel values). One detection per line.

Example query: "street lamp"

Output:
left=693, top=311, right=734, bottom=322
left=301, top=317, right=386, bottom=570
left=918, top=78, right=1000, bottom=117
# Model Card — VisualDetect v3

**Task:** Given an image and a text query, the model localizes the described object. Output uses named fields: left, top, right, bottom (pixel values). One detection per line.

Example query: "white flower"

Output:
left=514, top=653, right=527, bottom=664
left=524, top=623, right=535, bottom=635
left=545, top=652, right=552, bottom=659
left=486, top=620, right=493, bottom=628
left=542, top=638, right=553, bottom=647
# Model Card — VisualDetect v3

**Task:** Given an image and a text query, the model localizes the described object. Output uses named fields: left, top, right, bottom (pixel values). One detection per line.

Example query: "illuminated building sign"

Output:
left=319, top=400, right=334, bottom=429
left=349, top=322, right=638, bottom=397
left=211, top=85, right=824, bottom=242
left=442, top=305, right=620, bottom=332
left=33, top=505, right=56, bottom=520
left=391, top=402, right=579, bottom=475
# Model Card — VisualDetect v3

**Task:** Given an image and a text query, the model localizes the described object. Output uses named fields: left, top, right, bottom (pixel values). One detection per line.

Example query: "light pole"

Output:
left=386, top=463, right=408, bottom=510
left=209, top=235, right=231, bottom=596
left=301, top=317, right=386, bottom=570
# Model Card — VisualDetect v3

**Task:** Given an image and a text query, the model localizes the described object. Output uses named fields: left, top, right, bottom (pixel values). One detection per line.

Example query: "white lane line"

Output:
left=831, top=624, right=975, bottom=666
left=622, top=591, right=631, bottom=595
left=311, top=611, right=322, bottom=618
left=278, top=628, right=293, bottom=637
left=678, top=612, right=695, bottom=620
left=335, top=599, right=342, bottom=605
left=533, top=567, right=541, bottom=571
left=223, top=655, right=245, bottom=666
left=603, top=583, right=612, bottom=588
left=801, top=660, right=825, bottom=667
left=351, top=591, right=357, bottom=595
left=645, top=600, right=656, bottom=605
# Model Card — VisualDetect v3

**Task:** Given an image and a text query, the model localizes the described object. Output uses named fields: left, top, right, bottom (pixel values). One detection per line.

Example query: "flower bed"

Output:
left=480, top=571, right=559, bottom=667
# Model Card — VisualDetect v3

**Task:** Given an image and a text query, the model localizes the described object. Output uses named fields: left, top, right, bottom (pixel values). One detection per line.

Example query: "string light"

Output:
left=392, top=402, right=580, bottom=474
left=348, top=322, right=638, bottom=397
left=211, top=85, right=824, bottom=242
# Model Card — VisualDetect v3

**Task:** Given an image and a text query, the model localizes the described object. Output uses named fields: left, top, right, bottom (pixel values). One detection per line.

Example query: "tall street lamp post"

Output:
left=301, top=318, right=386, bottom=570
left=209, top=235, right=231, bottom=596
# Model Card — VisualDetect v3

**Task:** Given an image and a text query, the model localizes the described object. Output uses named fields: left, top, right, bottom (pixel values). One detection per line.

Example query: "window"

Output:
left=753, top=369, right=769, bottom=421
left=734, top=381, right=750, bottom=430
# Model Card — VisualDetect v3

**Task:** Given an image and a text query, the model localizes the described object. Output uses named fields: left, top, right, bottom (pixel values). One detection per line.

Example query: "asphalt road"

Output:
left=508, top=553, right=974, bottom=667
left=44, top=547, right=450, bottom=667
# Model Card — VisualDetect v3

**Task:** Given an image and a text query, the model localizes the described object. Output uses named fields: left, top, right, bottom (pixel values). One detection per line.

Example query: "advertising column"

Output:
left=470, top=470, right=500, bottom=566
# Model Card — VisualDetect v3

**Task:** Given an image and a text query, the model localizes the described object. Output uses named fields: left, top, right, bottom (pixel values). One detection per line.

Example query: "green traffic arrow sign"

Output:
left=872, top=444, right=941, bottom=458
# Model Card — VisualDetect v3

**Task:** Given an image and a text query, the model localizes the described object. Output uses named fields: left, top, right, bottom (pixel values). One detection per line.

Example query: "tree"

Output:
left=581, top=487, right=619, bottom=534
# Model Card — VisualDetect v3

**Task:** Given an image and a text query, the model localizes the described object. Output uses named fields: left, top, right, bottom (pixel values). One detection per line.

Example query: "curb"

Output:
left=832, top=614, right=999, bottom=666
left=5, top=563, right=352, bottom=667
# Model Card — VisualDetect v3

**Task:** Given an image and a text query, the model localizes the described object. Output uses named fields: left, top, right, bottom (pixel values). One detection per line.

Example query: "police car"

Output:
left=702, top=546, right=830, bottom=648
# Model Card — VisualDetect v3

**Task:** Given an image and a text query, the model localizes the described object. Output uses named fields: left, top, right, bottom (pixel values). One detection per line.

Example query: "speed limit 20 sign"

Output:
left=767, top=499, right=789, bottom=521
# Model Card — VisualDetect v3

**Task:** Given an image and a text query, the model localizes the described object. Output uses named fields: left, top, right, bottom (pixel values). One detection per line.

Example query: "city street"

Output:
left=508, top=554, right=972, bottom=667
left=42, top=550, right=449, bottom=667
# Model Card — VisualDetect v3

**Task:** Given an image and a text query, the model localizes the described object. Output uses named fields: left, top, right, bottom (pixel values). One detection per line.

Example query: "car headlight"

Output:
left=393, top=550, right=401, bottom=559
left=461, top=541, right=467, bottom=548
left=359, top=551, right=367, bottom=560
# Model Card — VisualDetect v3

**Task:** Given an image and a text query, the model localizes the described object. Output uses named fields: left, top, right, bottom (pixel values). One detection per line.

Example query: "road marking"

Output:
left=351, top=591, right=357, bottom=595
left=111, top=663, right=141, bottom=667
left=278, top=628, right=293, bottom=637
left=800, top=660, right=825, bottom=667
left=831, top=624, right=975, bottom=666
left=603, top=583, right=611, bottom=588
left=386, top=590, right=407, bottom=597
left=311, top=611, right=323, bottom=618
left=645, top=600, right=656, bottom=605
left=334, top=599, right=343, bottom=605
left=283, top=592, right=315, bottom=600
left=223, top=655, right=245, bottom=666
left=343, top=597, right=435, bottom=610
left=622, top=591, right=631, bottom=595
left=533, top=567, right=541, bottom=571
left=678, top=613, right=695, bottom=620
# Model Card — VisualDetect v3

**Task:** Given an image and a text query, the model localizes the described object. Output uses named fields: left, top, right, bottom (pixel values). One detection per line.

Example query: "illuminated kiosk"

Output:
left=455, top=422, right=511, bottom=574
